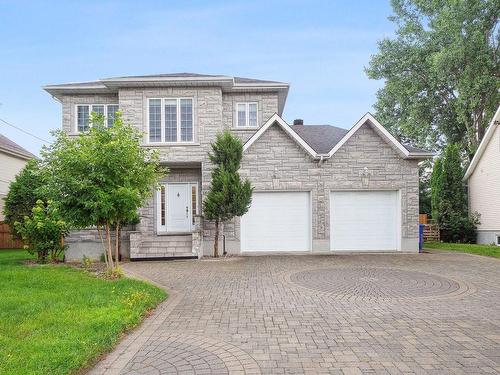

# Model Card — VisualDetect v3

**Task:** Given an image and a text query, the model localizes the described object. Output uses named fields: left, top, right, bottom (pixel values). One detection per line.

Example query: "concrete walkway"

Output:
left=90, top=253, right=500, bottom=374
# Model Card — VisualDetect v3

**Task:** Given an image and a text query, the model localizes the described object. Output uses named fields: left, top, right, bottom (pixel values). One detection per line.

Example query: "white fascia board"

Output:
left=464, top=105, right=500, bottom=181
left=243, top=113, right=318, bottom=158
left=327, top=113, right=410, bottom=158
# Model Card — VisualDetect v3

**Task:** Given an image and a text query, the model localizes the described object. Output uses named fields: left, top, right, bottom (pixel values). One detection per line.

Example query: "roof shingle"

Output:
left=0, top=134, right=35, bottom=159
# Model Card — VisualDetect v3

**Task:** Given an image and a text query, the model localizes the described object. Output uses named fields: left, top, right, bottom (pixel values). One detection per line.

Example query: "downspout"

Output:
left=317, top=155, right=326, bottom=167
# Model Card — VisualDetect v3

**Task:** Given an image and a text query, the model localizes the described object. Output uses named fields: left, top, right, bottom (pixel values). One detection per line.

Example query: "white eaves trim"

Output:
left=327, top=113, right=410, bottom=158
left=464, top=105, right=500, bottom=181
left=243, top=112, right=432, bottom=160
left=243, top=113, right=317, bottom=158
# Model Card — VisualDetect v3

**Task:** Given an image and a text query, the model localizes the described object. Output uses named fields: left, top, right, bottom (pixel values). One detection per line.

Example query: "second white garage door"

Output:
left=330, top=191, right=399, bottom=251
left=241, top=192, right=311, bottom=252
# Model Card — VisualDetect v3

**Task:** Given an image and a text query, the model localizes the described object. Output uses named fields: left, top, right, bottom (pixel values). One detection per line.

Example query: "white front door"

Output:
left=166, top=184, right=191, bottom=232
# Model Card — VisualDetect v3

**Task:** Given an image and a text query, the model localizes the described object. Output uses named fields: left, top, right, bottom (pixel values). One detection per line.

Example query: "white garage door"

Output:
left=241, top=192, right=311, bottom=252
left=330, top=191, right=399, bottom=251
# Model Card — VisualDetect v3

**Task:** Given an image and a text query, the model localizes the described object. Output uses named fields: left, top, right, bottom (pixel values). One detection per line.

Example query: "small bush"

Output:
left=14, top=200, right=70, bottom=263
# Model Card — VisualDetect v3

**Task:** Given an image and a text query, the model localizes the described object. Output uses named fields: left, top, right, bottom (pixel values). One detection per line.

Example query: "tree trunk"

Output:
left=106, top=222, right=114, bottom=269
left=213, top=220, right=219, bottom=258
left=97, top=225, right=109, bottom=267
left=115, top=222, right=120, bottom=266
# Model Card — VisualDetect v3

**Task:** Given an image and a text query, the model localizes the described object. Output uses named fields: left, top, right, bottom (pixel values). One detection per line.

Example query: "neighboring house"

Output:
left=0, top=134, right=35, bottom=220
left=44, top=73, right=432, bottom=260
left=464, top=106, right=500, bottom=246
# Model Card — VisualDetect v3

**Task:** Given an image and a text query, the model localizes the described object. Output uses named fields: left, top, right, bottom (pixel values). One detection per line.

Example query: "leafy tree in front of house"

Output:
left=14, top=199, right=69, bottom=262
left=3, top=159, right=46, bottom=238
left=203, top=130, right=253, bottom=257
left=366, top=0, right=500, bottom=159
left=431, top=143, right=479, bottom=242
left=430, top=157, right=443, bottom=220
left=42, top=113, right=165, bottom=274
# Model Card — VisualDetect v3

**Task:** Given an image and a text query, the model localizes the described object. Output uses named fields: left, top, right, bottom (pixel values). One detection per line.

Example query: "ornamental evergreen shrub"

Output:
left=203, top=130, right=252, bottom=257
left=430, top=143, right=479, bottom=243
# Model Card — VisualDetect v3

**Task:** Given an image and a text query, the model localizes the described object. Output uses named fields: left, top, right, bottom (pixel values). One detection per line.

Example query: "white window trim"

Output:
left=74, top=104, right=119, bottom=133
left=156, top=182, right=199, bottom=233
left=147, top=98, right=195, bottom=144
left=235, top=102, right=258, bottom=128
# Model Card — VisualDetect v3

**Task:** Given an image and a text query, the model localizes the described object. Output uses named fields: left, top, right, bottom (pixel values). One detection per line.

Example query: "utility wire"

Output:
left=0, top=117, right=50, bottom=143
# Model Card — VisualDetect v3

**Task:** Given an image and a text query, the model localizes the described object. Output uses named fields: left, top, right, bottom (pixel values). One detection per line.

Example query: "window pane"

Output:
left=160, top=185, right=166, bottom=226
left=191, top=185, right=197, bottom=225
left=77, top=105, right=90, bottom=132
left=164, top=99, right=177, bottom=142
left=91, top=105, right=104, bottom=115
left=180, top=99, right=193, bottom=142
left=248, top=103, right=257, bottom=127
left=149, top=99, right=161, bottom=142
left=107, top=105, right=119, bottom=127
left=237, top=104, right=246, bottom=127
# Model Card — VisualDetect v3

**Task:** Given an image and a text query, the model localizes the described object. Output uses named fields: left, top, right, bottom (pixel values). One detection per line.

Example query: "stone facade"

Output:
left=55, top=79, right=421, bottom=259
left=224, top=122, right=420, bottom=254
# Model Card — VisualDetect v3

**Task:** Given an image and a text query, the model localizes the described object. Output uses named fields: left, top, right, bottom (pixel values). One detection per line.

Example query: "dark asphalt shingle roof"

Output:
left=0, top=134, right=35, bottom=159
left=290, top=124, right=430, bottom=155
left=291, top=125, right=348, bottom=154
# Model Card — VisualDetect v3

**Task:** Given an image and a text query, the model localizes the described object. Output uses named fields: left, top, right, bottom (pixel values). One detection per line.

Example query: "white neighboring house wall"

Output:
left=0, top=150, right=33, bottom=221
left=464, top=106, right=500, bottom=245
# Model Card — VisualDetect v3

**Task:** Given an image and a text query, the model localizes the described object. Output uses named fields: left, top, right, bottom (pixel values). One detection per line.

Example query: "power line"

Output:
left=0, top=117, right=50, bottom=143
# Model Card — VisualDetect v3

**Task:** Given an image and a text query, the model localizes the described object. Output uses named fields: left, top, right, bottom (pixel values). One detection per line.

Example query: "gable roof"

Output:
left=243, top=114, right=318, bottom=157
left=0, top=134, right=35, bottom=160
left=464, top=105, right=500, bottom=181
left=243, top=113, right=433, bottom=160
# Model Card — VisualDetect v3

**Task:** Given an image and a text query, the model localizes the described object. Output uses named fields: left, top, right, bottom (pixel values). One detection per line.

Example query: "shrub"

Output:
left=3, top=160, right=46, bottom=238
left=14, top=200, right=70, bottom=262
left=431, top=143, right=480, bottom=242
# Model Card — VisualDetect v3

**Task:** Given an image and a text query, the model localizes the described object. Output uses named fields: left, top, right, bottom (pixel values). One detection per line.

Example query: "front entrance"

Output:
left=157, top=183, right=198, bottom=233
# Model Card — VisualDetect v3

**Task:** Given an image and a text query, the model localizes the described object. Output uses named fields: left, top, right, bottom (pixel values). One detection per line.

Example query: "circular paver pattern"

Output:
left=122, top=334, right=261, bottom=375
left=289, top=267, right=468, bottom=300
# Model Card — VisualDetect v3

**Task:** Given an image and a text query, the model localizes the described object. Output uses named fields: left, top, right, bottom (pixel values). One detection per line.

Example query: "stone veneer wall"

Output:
left=216, top=121, right=420, bottom=254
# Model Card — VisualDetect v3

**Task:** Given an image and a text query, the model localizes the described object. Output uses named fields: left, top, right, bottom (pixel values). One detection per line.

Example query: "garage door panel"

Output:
left=330, top=191, right=398, bottom=251
left=241, top=192, right=310, bottom=252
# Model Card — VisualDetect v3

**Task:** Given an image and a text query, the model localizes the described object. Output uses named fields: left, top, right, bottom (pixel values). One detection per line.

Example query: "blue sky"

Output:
left=0, top=0, right=395, bottom=155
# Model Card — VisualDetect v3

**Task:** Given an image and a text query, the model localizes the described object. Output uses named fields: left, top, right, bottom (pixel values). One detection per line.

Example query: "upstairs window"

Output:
left=148, top=98, right=193, bottom=143
left=76, top=104, right=119, bottom=132
left=236, top=102, right=258, bottom=128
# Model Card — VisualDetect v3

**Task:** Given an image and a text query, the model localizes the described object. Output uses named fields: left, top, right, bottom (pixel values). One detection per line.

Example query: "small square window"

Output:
left=496, top=235, right=500, bottom=246
left=236, top=102, right=258, bottom=128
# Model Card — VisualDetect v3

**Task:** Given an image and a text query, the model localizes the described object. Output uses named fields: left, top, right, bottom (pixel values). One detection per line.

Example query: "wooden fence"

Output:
left=423, top=221, right=440, bottom=242
left=0, top=222, right=23, bottom=249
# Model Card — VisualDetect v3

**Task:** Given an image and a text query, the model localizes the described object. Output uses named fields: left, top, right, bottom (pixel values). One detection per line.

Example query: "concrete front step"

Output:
left=130, top=233, right=195, bottom=259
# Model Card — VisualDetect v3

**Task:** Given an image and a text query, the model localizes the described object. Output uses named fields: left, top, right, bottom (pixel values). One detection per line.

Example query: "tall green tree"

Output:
left=42, top=113, right=164, bottom=272
left=203, top=130, right=253, bottom=257
left=431, top=143, right=479, bottom=242
left=366, top=0, right=500, bottom=159
left=3, top=159, right=46, bottom=238
left=430, top=157, right=443, bottom=220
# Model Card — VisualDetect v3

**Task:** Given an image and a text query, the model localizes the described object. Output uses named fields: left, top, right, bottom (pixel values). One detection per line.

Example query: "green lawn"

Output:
left=0, top=249, right=166, bottom=375
left=424, top=242, right=500, bottom=258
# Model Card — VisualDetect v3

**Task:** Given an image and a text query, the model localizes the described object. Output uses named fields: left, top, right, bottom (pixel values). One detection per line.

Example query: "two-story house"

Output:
left=44, top=73, right=432, bottom=260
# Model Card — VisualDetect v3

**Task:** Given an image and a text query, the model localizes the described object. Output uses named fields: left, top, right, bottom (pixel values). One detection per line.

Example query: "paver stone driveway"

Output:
left=90, top=253, right=500, bottom=374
